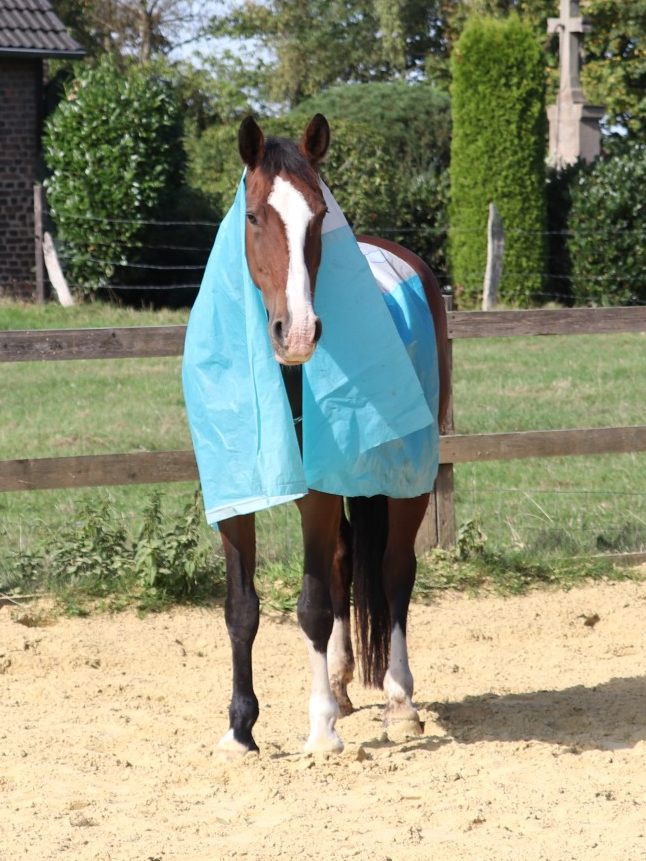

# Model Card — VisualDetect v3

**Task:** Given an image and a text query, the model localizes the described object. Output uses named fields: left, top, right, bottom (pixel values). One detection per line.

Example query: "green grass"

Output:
left=0, top=297, right=188, bottom=330
left=451, top=334, right=646, bottom=559
left=1, top=300, right=198, bottom=573
left=1, top=299, right=644, bottom=608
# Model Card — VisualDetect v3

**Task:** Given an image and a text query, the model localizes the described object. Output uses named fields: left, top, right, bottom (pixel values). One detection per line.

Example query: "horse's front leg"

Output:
left=296, top=490, right=344, bottom=753
left=382, top=494, right=430, bottom=735
left=217, top=513, right=260, bottom=756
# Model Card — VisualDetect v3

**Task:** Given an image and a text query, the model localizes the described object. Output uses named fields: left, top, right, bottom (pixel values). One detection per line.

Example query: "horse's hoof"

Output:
left=383, top=703, right=423, bottom=741
left=384, top=717, right=423, bottom=743
left=331, top=686, right=354, bottom=718
left=217, top=729, right=258, bottom=759
left=304, top=732, right=344, bottom=755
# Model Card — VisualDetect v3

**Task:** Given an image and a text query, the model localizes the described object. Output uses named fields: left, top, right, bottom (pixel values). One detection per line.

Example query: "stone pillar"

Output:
left=547, top=0, right=604, bottom=167
left=547, top=101, right=605, bottom=166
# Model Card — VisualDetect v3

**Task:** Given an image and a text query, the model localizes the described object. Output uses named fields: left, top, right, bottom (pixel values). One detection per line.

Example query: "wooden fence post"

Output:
left=435, top=291, right=457, bottom=549
left=482, top=202, right=504, bottom=311
left=416, top=289, right=457, bottom=554
left=33, top=184, right=46, bottom=304
left=415, top=489, right=439, bottom=554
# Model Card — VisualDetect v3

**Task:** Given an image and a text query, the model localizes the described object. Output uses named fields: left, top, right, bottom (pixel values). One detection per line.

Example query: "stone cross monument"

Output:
left=547, top=0, right=604, bottom=166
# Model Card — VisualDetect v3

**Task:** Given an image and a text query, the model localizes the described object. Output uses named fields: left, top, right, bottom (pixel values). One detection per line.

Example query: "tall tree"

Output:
left=51, top=0, right=207, bottom=63
left=208, top=0, right=457, bottom=106
left=580, top=0, right=646, bottom=139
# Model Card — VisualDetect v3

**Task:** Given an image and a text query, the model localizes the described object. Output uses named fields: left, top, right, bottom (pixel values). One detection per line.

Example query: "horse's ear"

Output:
left=238, top=116, right=265, bottom=169
left=300, top=114, right=330, bottom=167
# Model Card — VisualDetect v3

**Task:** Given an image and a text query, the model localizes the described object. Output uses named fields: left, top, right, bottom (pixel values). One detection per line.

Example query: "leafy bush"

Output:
left=44, top=57, right=186, bottom=294
left=449, top=15, right=547, bottom=308
left=567, top=140, right=646, bottom=306
left=188, top=114, right=393, bottom=234
left=544, top=161, right=581, bottom=305
left=189, top=82, right=451, bottom=274
left=292, top=81, right=451, bottom=273
left=292, top=81, right=451, bottom=160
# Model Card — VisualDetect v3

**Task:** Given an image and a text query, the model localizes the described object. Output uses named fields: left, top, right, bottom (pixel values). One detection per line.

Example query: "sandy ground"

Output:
left=2, top=577, right=646, bottom=861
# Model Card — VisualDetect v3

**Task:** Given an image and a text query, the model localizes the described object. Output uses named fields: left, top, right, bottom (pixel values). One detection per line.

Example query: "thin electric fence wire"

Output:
left=44, top=208, right=646, bottom=237
left=458, top=487, right=646, bottom=497
left=44, top=209, right=221, bottom=228
left=68, top=282, right=201, bottom=292
left=55, top=246, right=645, bottom=283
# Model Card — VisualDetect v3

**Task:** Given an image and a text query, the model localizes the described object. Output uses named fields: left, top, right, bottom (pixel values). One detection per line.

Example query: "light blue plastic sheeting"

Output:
left=308, top=266, right=439, bottom=498
left=182, top=175, right=438, bottom=528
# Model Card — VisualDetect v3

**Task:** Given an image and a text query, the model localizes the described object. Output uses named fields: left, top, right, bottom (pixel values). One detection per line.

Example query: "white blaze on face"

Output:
left=267, top=175, right=317, bottom=354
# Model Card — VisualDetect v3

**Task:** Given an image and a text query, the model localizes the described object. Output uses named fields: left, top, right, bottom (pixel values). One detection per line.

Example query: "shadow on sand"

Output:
left=422, top=675, right=646, bottom=751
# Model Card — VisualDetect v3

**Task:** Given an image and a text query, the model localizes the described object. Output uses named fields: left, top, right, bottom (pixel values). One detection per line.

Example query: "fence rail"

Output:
left=2, top=305, right=646, bottom=559
left=2, top=426, right=645, bottom=494
left=3, top=307, right=646, bottom=364
left=1, top=325, right=186, bottom=362
left=448, top=306, right=646, bottom=338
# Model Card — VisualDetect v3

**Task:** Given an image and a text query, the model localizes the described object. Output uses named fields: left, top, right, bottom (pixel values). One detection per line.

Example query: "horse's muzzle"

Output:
left=271, top=316, right=322, bottom=365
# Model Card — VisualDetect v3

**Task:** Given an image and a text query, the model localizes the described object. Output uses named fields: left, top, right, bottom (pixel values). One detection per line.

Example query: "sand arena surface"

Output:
left=2, top=578, right=646, bottom=860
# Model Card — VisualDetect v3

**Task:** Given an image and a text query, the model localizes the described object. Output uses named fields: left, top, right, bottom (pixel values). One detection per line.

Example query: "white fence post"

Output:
left=43, top=232, right=74, bottom=307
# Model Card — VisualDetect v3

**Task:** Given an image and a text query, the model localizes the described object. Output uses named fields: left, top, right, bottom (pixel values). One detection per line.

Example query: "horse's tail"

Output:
left=348, top=495, right=390, bottom=688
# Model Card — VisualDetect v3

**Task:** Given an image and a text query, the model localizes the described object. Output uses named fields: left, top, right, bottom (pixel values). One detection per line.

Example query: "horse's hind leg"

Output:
left=296, top=490, right=344, bottom=753
left=218, top=513, right=260, bottom=756
left=328, top=507, right=355, bottom=717
left=382, top=494, right=430, bottom=734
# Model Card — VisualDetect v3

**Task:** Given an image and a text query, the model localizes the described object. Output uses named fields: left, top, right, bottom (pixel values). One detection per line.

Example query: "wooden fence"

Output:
left=2, top=305, right=646, bottom=561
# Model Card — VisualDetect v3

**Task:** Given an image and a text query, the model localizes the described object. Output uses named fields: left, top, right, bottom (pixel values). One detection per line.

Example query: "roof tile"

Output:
left=0, top=0, right=84, bottom=57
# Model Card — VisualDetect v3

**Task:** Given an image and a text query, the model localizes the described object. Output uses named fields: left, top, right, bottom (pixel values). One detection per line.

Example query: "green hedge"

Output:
left=44, top=57, right=187, bottom=294
left=292, top=82, right=451, bottom=274
left=188, top=83, right=452, bottom=274
left=449, top=15, right=547, bottom=308
left=567, top=140, right=646, bottom=306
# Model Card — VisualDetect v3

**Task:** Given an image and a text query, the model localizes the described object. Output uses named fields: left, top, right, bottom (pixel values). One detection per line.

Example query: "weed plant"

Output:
left=0, top=491, right=225, bottom=615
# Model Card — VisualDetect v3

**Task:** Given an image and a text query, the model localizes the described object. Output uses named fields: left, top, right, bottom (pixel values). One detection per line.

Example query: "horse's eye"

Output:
left=246, top=212, right=258, bottom=225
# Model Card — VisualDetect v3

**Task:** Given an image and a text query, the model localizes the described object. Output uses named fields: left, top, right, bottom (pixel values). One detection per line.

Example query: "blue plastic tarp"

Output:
left=182, top=176, right=439, bottom=527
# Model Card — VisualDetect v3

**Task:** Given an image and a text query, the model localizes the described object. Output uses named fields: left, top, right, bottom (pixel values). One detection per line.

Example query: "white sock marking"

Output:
left=384, top=623, right=414, bottom=705
left=267, top=176, right=317, bottom=351
left=303, top=638, right=343, bottom=753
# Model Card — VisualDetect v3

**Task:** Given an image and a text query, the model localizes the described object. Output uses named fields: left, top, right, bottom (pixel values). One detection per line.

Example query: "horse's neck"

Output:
left=280, top=365, right=303, bottom=454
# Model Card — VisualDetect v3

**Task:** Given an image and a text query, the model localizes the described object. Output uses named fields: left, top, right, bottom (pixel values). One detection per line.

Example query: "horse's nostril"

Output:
left=272, top=319, right=285, bottom=345
left=313, top=318, right=323, bottom=343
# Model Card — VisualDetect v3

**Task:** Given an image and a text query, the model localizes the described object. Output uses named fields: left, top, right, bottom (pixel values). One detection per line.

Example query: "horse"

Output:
left=212, top=114, right=449, bottom=756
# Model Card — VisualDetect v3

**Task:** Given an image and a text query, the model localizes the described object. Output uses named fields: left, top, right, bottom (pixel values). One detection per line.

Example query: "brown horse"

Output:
left=216, top=114, right=449, bottom=756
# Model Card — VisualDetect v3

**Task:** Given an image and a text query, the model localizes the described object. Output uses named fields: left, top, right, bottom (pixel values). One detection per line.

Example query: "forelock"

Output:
left=260, top=137, right=318, bottom=184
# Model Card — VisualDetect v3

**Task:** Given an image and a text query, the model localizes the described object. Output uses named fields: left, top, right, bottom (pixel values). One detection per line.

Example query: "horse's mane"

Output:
left=261, top=137, right=318, bottom=183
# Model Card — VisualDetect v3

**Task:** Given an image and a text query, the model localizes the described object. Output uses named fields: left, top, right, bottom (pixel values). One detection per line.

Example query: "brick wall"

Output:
left=0, top=58, right=42, bottom=298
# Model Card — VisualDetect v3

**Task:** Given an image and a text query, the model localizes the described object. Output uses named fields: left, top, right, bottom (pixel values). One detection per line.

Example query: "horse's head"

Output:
left=238, top=114, right=330, bottom=365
